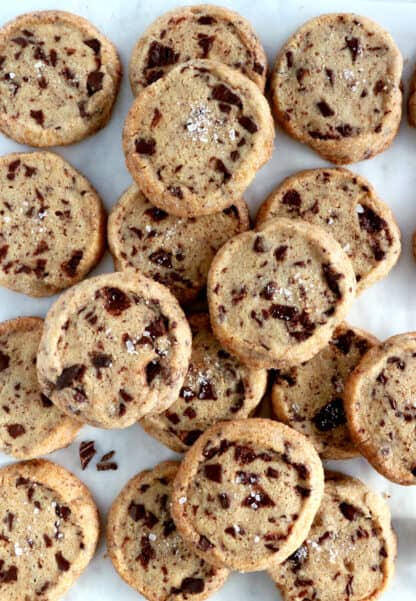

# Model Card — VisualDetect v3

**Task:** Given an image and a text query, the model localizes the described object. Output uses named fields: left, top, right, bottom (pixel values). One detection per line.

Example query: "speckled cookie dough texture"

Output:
left=37, top=271, right=192, bottom=429
left=107, top=461, right=229, bottom=601
left=0, top=317, right=80, bottom=459
left=123, top=59, right=275, bottom=217
left=269, top=471, right=396, bottom=601
left=140, top=313, right=267, bottom=452
left=108, top=184, right=250, bottom=305
left=0, top=459, right=100, bottom=601
left=129, top=4, right=267, bottom=95
left=171, top=419, right=324, bottom=572
left=207, top=218, right=356, bottom=370
left=272, top=323, right=378, bottom=460
left=0, top=10, right=121, bottom=147
left=270, top=13, right=403, bottom=164
left=255, top=168, right=401, bottom=294
left=0, top=151, right=106, bottom=297
left=345, top=332, right=416, bottom=485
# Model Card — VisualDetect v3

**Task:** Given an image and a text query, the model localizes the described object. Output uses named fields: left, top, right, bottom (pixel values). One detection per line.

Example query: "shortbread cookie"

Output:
left=272, top=323, right=378, bottom=460
left=0, top=458, right=99, bottom=601
left=123, top=59, right=274, bottom=217
left=207, top=218, right=356, bottom=369
left=0, top=317, right=80, bottom=459
left=0, top=10, right=121, bottom=147
left=171, top=418, right=324, bottom=572
left=270, top=471, right=396, bottom=601
left=0, top=151, right=106, bottom=297
left=270, top=14, right=402, bottom=164
left=345, top=332, right=416, bottom=485
left=37, top=272, right=192, bottom=429
left=129, top=5, right=267, bottom=95
left=255, top=168, right=401, bottom=293
left=141, top=314, right=267, bottom=452
left=107, top=461, right=229, bottom=601
left=108, top=185, right=250, bottom=305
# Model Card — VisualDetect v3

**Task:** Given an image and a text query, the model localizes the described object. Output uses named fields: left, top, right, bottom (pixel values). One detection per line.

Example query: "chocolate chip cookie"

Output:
left=272, top=323, right=378, bottom=460
left=37, top=271, right=192, bottom=429
left=123, top=59, right=274, bottom=217
left=0, top=316, right=80, bottom=459
left=0, top=151, right=106, bottom=297
left=171, top=418, right=324, bottom=572
left=207, top=218, right=356, bottom=369
left=408, top=63, right=416, bottom=127
left=0, top=10, right=121, bottom=147
left=108, top=184, right=250, bottom=305
left=129, top=5, right=267, bottom=95
left=0, top=458, right=99, bottom=600
left=141, top=314, right=267, bottom=452
left=270, top=14, right=403, bottom=164
left=107, top=460, right=229, bottom=601
left=345, top=332, right=416, bottom=485
left=269, top=471, right=396, bottom=601
left=255, top=168, right=401, bottom=293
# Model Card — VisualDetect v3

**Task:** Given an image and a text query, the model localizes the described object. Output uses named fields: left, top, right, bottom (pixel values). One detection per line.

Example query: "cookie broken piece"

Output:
left=107, top=460, right=229, bottom=601
left=270, top=13, right=402, bottom=164
left=207, top=217, right=356, bottom=369
left=37, top=271, right=192, bottom=429
left=171, top=418, right=324, bottom=572
left=123, top=59, right=274, bottom=217
left=269, top=471, right=396, bottom=601
left=345, top=332, right=416, bottom=485
left=129, top=4, right=267, bottom=95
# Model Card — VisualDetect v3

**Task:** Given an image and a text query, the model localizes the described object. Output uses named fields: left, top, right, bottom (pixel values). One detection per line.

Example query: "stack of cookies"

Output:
left=0, top=5, right=412, bottom=601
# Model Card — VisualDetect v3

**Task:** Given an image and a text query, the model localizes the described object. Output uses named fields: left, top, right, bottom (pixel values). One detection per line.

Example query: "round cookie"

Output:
left=0, top=10, right=121, bottom=147
left=207, top=217, right=356, bottom=369
left=140, top=313, right=267, bottom=452
left=107, top=184, right=250, bottom=305
left=123, top=59, right=274, bottom=217
left=269, top=471, right=396, bottom=601
left=171, top=418, right=324, bottom=572
left=270, top=13, right=403, bottom=164
left=255, top=168, right=401, bottom=294
left=0, top=458, right=99, bottom=601
left=345, top=332, right=416, bottom=485
left=0, top=317, right=80, bottom=459
left=129, top=4, right=267, bottom=95
left=107, top=460, right=229, bottom=601
left=0, top=151, right=106, bottom=297
left=272, top=323, right=378, bottom=460
left=37, top=271, right=192, bottom=429
left=408, top=63, right=416, bottom=127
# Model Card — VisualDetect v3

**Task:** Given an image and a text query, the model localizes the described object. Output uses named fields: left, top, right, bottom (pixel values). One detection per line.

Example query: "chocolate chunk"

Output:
left=146, top=41, right=179, bottom=68
left=358, top=205, right=387, bottom=234
left=325, top=68, right=334, bottom=86
left=180, top=386, right=195, bottom=401
left=266, top=467, right=279, bottom=479
left=336, top=124, right=358, bottom=137
left=238, top=115, right=258, bottom=133
left=128, top=501, right=145, bottom=522
left=55, top=552, right=70, bottom=571
left=312, top=398, right=347, bottom=431
left=198, top=15, right=217, bottom=25
left=296, top=68, right=308, bottom=83
left=214, top=158, right=231, bottom=182
left=344, top=36, right=362, bottom=62
left=234, top=445, right=256, bottom=464
left=270, top=304, right=297, bottom=321
left=96, top=461, right=118, bottom=471
left=0, top=352, right=9, bottom=372
left=162, top=518, right=176, bottom=537
left=253, top=235, right=267, bottom=253
left=168, top=186, right=183, bottom=199
left=102, top=287, right=131, bottom=316
left=30, top=110, right=44, bottom=126
left=286, top=51, right=294, bottom=68
left=179, top=577, right=204, bottom=595
left=254, top=62, right=264, bottom=74
left=322, top=263, right=343, bottom=299
left=149, top=249, right=172, bottom=268
left=211, top=84, right=242, bottom=108
left=7, top=159, right=20, bottom=180
left=236, top=471, right=259, bottom=485
left=145, top=69, right=164, bottom=85
left=6, top=424, right=25, bottom=438
left=296, top=485, right=311, bottom=498
left=339, top=502, right=364, bottom=521
left=83, top=38, right=101, bottom=55
left=331, top=330, right=355, bottom=354
left=55, top=504, right=71, bottom=521
left=204, top=464, right=222, bottom=483
left=387, top=356, right=405, bottom=370
left=5, top=512, right=14, bottom=531
left=79, top=440, right=96, bottom=470
left=242, top=487, right=275, bottom=509
left=138, top=536, right=155, bottom=569
left=135, top=137, right=156, bottom=155
left=260, top=281, right=277, bottom=300
left=198, top=379, right=217, bottom=400
left=146, top=360, right=161, bottom=384
left=274, top=245, right=288, bottom=262
left=12, top=37, right=28, bottom=47
left=346, top=575, right=354, bottom=596
left=282, top=189, right=301, bottom=210
left=0, top=564, right=18, bottom=583
left=61, top=250, right=83, bottom=277
left=145, top=206, right=168, bottom=221
left=182, top=430, right=203, bottom=446
left=198, top=35, right=215, bottom=58
left=86, top=71, right=104, bottom=96
left=218, top=492, right=231, bottom=509
left=56, top=364, right=86, bottom=390
left=91, top=353, right=112, bottom=369
left=317, top=100, right=335, bottom=117
left=198, top=535, right=214, bottom=551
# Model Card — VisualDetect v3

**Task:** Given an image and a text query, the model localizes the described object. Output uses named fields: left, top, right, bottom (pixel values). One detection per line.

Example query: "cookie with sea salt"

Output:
left=0, top=151, right=106, bottom=297
left=345, top=332, right=416, bottom=485
left=123, top=59, right=274, bottom=217
left=0, top=316, right=80, bottom=459
left=255, top=168, right=401, bottom=294
left=171, top=418, right=324, bottom=572
left=129, top=4, right=267, bottom=95
left=269, top=471, right=396, bottom=601
left=107, top=460, right=229, bottom=601
left=0, top=458, right=99, bottom=601
left=107, top=184, right=250, bottom=305
left=37, top=271, right=192, bottom=429
left=0, top=10, right=121, bottom=147
left=272, top=323, right=378, bottom=460
left=140, top=313, right=267, bottom=452
left=270, top=13, right=402, bottom=164
left=207, top=217, right=356, bottom=369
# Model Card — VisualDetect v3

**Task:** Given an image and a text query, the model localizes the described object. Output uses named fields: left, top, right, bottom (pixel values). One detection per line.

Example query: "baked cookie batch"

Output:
left=0, top=5, right=412, bottom=601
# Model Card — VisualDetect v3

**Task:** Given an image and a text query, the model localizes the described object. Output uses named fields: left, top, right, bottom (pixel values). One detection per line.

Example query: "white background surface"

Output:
left=0, top=0, right=415, bottom=599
